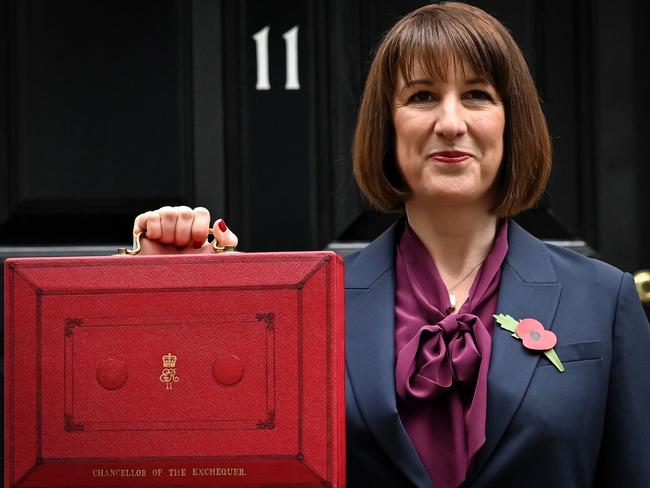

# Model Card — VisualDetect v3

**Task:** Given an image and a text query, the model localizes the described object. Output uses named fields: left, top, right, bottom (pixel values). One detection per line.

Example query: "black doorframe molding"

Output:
left=191, top=0, right=226, bottom=218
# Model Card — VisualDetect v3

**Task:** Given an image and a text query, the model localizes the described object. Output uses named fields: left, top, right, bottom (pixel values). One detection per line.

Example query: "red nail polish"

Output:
left=218, top=220, right=228, bottom=233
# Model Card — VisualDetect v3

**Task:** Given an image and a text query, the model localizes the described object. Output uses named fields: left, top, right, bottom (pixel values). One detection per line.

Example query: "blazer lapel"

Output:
left=469, top=221, right=562, bottom=480
left=345, top=222, right=434, bottom=488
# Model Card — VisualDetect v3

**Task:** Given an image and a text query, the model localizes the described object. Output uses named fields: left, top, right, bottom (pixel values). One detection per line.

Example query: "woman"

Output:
left=134, top=3, right=650, bottom=487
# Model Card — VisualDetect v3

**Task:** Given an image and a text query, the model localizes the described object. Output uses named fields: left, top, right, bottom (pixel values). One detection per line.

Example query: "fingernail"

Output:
left=218, top=220, right=228, bottom=233
left=193, top=241, right=203, bottom=249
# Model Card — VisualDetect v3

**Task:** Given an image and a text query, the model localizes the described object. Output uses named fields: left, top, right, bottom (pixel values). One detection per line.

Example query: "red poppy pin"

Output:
left=494, top=314, right=565, bottom=372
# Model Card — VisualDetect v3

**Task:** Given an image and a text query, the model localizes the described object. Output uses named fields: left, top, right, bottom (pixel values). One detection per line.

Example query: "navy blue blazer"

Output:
left=345, top=220, right=650, bottom=487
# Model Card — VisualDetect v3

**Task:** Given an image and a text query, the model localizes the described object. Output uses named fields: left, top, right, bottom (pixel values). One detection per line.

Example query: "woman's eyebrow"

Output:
left=465, top=77, right=490, bottom=85
left=399, top=79, right=433, bottom=94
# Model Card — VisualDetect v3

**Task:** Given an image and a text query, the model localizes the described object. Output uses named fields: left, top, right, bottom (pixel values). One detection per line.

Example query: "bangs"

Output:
left=388, top=9, right=508, bottom=91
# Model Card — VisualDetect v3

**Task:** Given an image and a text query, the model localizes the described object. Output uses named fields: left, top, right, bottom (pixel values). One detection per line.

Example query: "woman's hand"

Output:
left=132, top=206, right=238, bottom=255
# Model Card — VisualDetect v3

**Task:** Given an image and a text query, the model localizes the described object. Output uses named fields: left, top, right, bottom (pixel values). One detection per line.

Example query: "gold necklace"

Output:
left=446, top=256, right=487, bottom=313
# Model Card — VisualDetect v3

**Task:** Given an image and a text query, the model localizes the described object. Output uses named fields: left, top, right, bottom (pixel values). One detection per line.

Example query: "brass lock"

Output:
left=634, top=270, right=650, bottom=305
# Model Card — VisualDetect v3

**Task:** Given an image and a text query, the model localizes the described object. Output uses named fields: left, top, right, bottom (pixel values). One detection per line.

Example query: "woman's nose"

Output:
left=434, top=97, right=467, bottom=141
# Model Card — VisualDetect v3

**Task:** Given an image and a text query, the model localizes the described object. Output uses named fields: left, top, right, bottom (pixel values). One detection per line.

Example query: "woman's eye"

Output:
left=465, top=90, right=493, bottom=101
left=408, top=91, right=434, bottom=103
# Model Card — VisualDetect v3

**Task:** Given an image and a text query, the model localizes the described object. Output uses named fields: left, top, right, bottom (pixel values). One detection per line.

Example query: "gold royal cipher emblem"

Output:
left=159, top=352, right=180, bottom=390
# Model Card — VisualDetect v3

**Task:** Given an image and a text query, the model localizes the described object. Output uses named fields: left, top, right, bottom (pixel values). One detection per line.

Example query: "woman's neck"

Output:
left=404, top=200, right=499, bottom=287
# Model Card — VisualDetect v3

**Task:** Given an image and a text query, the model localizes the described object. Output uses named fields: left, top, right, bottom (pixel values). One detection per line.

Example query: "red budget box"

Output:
left=4, top=251, right=345, bottom=487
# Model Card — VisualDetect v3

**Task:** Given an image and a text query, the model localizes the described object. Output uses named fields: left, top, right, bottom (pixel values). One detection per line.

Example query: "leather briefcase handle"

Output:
left=117, top=228, right=236, bottom=256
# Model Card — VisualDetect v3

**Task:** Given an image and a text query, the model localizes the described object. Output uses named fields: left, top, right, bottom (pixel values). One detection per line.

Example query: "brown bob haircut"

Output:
left=353, top=2, right=551, bottom=216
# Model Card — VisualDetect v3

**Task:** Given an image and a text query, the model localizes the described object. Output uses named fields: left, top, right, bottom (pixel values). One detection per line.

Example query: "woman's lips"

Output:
left=430, top=151, right=471, bottom=163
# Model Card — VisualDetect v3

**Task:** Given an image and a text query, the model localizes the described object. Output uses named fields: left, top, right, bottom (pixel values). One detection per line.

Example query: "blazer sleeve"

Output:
left=595, top=272, right=650, bottom=487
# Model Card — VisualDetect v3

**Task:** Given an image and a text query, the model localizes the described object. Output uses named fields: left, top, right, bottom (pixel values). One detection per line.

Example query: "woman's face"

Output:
left=392, top=62, right=505, bottom=211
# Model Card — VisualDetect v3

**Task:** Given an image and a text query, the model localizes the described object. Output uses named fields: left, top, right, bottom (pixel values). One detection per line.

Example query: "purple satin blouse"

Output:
left=395, top=220, right=509, bottom=488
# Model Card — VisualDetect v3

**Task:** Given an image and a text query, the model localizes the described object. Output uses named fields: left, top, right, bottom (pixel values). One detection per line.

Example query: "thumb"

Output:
left=212, top=218, right=239, bottom=250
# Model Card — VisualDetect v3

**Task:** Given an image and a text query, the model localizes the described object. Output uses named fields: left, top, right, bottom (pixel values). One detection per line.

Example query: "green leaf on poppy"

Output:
left=494, top=314, right=520, bottom=335
left=543, top=348, right=565, bottom=373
